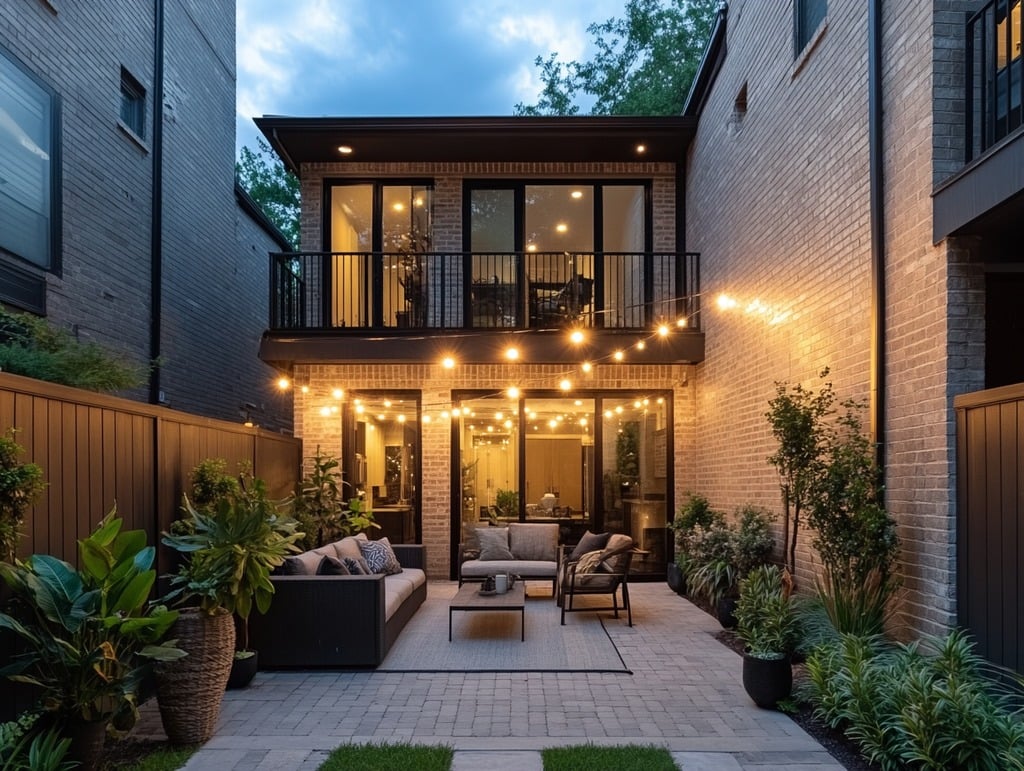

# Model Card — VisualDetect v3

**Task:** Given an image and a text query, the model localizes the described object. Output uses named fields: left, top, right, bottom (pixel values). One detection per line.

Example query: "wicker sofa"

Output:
left=249, top=536, right=426, bottom=668
left=458, top=522, right=560, bottom=591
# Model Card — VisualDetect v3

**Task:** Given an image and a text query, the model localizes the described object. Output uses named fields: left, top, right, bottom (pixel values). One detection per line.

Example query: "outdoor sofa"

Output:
left=458, top=522, right=560, bottom=591
left=249, top=534, right=426, bottom=668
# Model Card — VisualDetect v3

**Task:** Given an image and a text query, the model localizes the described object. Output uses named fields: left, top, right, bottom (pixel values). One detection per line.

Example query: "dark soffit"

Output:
left=255, top=115, right=696, bottom=173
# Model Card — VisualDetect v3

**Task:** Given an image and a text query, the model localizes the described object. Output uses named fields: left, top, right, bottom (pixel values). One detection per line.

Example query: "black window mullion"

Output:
left=371, top=184, right=384, bottom=327
left=593, top=186, right=605, bottom=328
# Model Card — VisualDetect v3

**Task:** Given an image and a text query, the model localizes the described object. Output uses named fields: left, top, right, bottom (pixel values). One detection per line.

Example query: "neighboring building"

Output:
left=0, top=0, right=291, bottom=432
left=686, top=0, right=1022, bottom=665
left=257, top=116, right=704, bottom=579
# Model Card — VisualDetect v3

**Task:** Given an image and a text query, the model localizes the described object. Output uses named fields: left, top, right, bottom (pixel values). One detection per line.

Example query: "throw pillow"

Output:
left=281, top=555, right=310, bottom=575
left=358, top=537, right=403, bottom=575
left=569, top=530, right=612, bottom=561
left=476, top=527, right=514, bottom=560
left=335, top=536, right=365, bottom=562
left=342, top=556, right=370, bottom=575
left=316, top=555, right=350, bottom=575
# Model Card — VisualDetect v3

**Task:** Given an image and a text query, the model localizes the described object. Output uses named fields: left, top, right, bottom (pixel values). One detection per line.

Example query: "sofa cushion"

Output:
left=359, top=537, right=403, bottom=575
left=509, top=523, right=558, bottom=561
left=317, top=555, right=350, bottom=575
left=569, top=530, right=612, bottom=561
left=335, top=534, right=367, bottom=561
left=386, top=568, right=426, bottom=594
left=282, top=549, right=322, bottom=575
left=461, top=559, right=557, bottom=578
left=477, top=527, right=514, bottom=560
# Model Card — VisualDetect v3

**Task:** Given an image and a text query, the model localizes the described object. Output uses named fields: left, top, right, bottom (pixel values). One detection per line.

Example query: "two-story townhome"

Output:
left=1, top=0, right=291, bottom=431
left=257, top=116, right=704, bottom=578
left=687, top=0, right=1024, bottom=670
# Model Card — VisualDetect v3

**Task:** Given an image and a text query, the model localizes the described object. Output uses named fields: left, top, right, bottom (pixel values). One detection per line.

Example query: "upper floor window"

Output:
left=119, top=67, right=146, bottom=139
left=795, top=0, right=827, bottom=56
left=0, top=46, right=58, bottom=270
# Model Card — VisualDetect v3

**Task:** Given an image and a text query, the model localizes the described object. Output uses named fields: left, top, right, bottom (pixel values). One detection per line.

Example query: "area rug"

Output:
left=378, top=582, right=631, bottom=673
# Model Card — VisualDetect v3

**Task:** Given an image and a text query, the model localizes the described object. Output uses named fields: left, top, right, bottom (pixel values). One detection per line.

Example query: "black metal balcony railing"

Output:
left=270, top=251, right=701, bottom=333
left=966, top=0, right=1023, bottom=160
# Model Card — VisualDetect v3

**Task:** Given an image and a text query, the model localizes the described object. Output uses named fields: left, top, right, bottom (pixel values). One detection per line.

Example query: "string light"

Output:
left=569, top=329, right=585, bottom=345
left=613, top=350, right=624, bottom=362
left=277, top=377, right=290, bottom=390
left=581, top=361, right=593, bottom=373
left=507, top=386, right=520, bottom=399
left=505, top=347, right=520, bottom=361
left=332, top=388, right=344, bottom=399
left=300, top=385, right=309, bottom=394
left=441, top=356, right=456, bottom=369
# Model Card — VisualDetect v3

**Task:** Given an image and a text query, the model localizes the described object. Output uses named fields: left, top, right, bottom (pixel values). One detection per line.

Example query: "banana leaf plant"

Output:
left=0, top=508, right=183, bottom=734
left=162, top=476, right=303, bottom=651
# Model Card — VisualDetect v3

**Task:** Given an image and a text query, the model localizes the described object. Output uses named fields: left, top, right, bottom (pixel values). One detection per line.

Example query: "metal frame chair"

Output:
left=558, top=545, right=634, bottom=626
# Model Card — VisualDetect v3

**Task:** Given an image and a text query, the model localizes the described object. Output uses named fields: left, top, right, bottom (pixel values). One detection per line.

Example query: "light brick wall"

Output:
left=688, top=0, right=986, bottom=638
left=293, top=362, right=694, bottom=578
left=0, top=0, right=291, bottom=432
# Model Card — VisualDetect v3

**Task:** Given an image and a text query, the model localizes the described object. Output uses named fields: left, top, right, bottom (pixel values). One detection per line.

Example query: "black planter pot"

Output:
left=716, top=596, right=738, bottom=629
left=741, top=653, right=792, bottom=709
left=666, top=563, right=687, bottom=595
left=227, top=650, right=258, bottom=689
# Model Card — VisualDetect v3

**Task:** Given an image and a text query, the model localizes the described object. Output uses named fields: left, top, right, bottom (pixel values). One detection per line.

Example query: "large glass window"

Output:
left=455, top=390, right=670, bottom=576
left=0, top=47, right=57, bottom=270
left=343, top=391, right=420, bottom=543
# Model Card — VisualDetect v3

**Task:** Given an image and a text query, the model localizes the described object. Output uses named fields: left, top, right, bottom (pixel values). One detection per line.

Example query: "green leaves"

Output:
left=235, top=137, right=300, bottom=247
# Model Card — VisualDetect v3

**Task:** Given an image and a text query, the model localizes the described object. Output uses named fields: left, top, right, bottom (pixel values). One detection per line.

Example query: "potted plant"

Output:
left=493, top=489, right=518, bottom=521
left=159, top=470, right=302, bottom=731
left=291, top=447, right=375, bottom=550
left=0, top=508, right=182, bottom=769
left=668, top=493, right=719, bottom=596
left=0, top=429, right=46, bottom=567
left=734, top=564, right=800, bottom=709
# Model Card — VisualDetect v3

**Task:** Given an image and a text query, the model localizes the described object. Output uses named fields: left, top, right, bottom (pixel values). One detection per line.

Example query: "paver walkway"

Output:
left=133, top=582, right=843, bottom=770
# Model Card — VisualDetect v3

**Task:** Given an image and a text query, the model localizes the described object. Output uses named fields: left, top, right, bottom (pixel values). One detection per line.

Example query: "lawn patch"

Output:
left=319, top=742, right=454, bottom=771
left=542, top=744, right=677, bottom=770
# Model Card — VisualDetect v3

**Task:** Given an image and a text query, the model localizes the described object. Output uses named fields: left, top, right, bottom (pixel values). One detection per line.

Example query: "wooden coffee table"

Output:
left=448, top=582, right=526, bottom=641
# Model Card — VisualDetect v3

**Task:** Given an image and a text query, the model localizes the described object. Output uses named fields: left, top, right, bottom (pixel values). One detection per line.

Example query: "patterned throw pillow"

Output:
left=343, top=556, right=370, bottom=575
left=358, top=537, right=403, bottom=575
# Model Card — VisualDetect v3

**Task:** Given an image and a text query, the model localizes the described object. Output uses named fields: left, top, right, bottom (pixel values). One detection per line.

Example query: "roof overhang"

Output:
left=255, top=115, right=696, bottom=173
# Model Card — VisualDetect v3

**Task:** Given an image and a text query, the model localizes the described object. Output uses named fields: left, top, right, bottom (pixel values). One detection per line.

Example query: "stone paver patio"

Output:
left=133, top=582, right=843, bottom=770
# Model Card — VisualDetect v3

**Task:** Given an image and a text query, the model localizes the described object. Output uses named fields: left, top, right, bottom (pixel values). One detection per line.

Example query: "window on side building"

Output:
left=0, top=45, right=59, bottom=272
left=794, top=0, right=827, bottom=56
left=119, top=67, right=146, bottom=139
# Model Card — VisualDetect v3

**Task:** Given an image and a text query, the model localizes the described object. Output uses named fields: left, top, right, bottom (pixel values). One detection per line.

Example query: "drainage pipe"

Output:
left=868, top=0, right=886, bottom=476
left=148, top=0, right=165, bottom=405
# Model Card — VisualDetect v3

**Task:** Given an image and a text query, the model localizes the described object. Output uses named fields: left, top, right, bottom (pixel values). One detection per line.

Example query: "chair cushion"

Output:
left=316, top=555, right=350, bottom=575
left=477, top=527, right=514, bottom=560
left=569, top=530, right=611, bottom=561
left=461, top=559, right=557, bottom=578
left=359, top=537, right=403, bottom=575
left=509, top=523, right=558, bottom=561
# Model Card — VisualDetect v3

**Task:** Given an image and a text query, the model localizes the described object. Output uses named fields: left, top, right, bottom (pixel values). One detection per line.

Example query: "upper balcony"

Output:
left=262, top=250, right=703, bottom=367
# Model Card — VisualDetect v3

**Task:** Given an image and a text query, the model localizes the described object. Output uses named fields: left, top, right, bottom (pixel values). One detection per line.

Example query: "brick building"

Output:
left=0, top=0, right=291, bottom=432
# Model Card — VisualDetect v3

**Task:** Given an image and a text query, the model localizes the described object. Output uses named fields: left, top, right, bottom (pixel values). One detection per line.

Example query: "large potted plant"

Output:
left=734, top=564, right=800, bottom=709
left=291, top=447, right=374, bottom=550
left=158, top=470, right=302, bottom=740
left=0, top=509, right=182, bottom=769
left=668, top=493, right=719, bottom=597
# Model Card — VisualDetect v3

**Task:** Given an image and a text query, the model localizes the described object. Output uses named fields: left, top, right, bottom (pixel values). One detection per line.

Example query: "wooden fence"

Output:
left=0, top=371, right=301, bottom=577
left=955, top=382, right=1024, bottom=673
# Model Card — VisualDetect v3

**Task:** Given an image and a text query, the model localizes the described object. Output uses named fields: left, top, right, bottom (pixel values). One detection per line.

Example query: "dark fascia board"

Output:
left=932, top=130, right=1024, bottom=243
left=683, top=3, right=729, bottom=118
left=254, top=115, right=696, bottom=174
left=235, top=182, right=293, bottom=251
left=259, top=328, right=705, bottom=369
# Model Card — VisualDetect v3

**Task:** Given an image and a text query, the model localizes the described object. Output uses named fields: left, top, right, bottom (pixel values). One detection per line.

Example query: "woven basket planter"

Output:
left=155, top=607, right=235, bottom=744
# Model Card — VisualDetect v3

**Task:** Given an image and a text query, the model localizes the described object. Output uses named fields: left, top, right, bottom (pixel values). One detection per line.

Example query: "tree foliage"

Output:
left=235, top=136, right=300, bottom=248
left=514, top=0, right=720, bottom=116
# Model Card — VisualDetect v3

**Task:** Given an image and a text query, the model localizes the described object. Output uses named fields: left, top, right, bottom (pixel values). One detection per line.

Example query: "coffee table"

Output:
left=448, top=582, right=526, bottom=641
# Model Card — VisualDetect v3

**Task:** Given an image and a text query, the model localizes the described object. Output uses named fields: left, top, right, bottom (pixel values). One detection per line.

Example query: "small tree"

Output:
left=765, top=369, right=835, bottom=577
left=291, top=447, right=375, bottom=549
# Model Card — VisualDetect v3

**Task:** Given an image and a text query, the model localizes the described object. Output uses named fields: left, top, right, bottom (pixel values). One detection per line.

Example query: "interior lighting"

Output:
left=332, top=388, right=344, bottom=399
left=422, top=414, right=432, bottom=423
left=276, top=377, right=290, bottom=390
left=392, top=202, right=405, bottom=212
left=604, top=410, right=613, bottom=419
left=452, top=407, right=462, bottom=417
left=579, top=417, right=588, bottom=426
left=555, top=223, right=568, bottom=233
left=717, top=293, right=738, bottom=310
left=414, top=196, right=423, bottom=207
left=656, top=397, right=664, bottom=404
left=330, top=405, right=339, bottom=414
left=397, top=414, right=406, bottom=423
left=613, top=350, right=625, bottom=362
left=441, top=356, right=456, bottom=369
left=383, top=400, right=392, bottom=407
left=487, top=425, right=494, bottom=432
left=505, top=347, right=520, bottom=361
left=526, top=243, right=537, bottom=252
left=507, top=386, right=520, bottom=399
left=495, top=411, right=504, bottom=420
left=574, top=400, right=582, bottom=406
left=355, top=405, right=365, bottom=414
left=657, top=324, right=670, bottom=337
left=548, top=419, right=558, bottom=429
left=559, top=379, right=572, bottom=391
left=528, top=411, right=537, bottom=420
left=570, top=190, right=584, bottom=199
left=300, top=385, right=309, bottom=394
left=244, top=419, right=254, bottom=428
left=643, top=398, right=649, bottom=406
left=319, top=407, right=331, bottom=417
left=338, top=145, right=353, bottom=155
left=441, top=410, right=450, bottom=420
left=581, top=361, right=593, bottom=373
left=503, top=419, right=513, bottom=429
left=376, top=414, right=386, bottom=421
left=367, top=424, right=375, bottom=432
left=634, top=401, right=642, bottom=409
left=615, top=405, right=624, bottom=414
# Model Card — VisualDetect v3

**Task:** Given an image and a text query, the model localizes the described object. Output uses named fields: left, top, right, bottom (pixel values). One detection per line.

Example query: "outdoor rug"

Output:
left=378, top=581, right=631, bottom=673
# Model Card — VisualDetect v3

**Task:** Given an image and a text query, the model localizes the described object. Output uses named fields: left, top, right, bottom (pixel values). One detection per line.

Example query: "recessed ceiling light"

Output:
left=635, top=143, right=646, bottom=154
left=570, top=190, right=583, bottom=199
left=556, top=223, right=568, bottom=233
left=338, top=145, right=353, bottom=154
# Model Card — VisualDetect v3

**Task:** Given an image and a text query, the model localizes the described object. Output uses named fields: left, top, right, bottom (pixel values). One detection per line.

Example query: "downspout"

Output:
left=868, top=0, right=886, bottom=475
left=148, top=0, right=165, bottom=405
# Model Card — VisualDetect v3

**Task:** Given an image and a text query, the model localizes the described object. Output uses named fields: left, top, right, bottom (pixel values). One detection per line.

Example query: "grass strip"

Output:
left=542, top=743, right=677, bottom=771
left=103, top=746, right=197, bottom=770
left=319, top=742, right=454, bottom=771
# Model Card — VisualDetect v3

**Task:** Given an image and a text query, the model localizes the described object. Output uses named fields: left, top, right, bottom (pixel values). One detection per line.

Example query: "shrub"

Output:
left=291, top=447, right=374, bottom=550
left=802, top=630, right=1024, bottom=770
left=0, top=428, right=46, bottom=563
left=735, top=564, right=800, bottom=659
left=734, top=504, right=776, bottom=576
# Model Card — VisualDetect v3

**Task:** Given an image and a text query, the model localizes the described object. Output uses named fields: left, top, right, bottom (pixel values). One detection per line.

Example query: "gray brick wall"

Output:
left=0, top=0, right=291, bottom=433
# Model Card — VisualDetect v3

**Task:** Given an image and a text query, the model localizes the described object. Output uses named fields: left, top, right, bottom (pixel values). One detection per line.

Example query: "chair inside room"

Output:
left=531, top=274, right=594, bottom=326
left=557, top=533, right=634, bottom=626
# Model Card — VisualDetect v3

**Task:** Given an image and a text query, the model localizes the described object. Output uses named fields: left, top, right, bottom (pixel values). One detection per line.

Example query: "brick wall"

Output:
left=0, top=0, right=291, bottom=433
left=293, top=362, right=694, bottom=578
left=688, top=0, right=986, bottom=638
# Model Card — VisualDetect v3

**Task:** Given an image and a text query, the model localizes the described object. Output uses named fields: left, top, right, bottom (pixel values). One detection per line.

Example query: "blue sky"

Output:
left=235, top=0, right=626, bottom=152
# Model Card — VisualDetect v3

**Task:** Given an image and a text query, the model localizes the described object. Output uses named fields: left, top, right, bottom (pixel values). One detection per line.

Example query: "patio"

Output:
left=131, top=582, right=842, bottom=770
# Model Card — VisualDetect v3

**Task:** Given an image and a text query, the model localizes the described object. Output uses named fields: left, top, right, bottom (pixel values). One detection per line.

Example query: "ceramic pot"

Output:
left=666, top=562, right=686, bottom=595
left=227, top=650, right=258, bottom=689
left=741, top=653, right=792, bottom=709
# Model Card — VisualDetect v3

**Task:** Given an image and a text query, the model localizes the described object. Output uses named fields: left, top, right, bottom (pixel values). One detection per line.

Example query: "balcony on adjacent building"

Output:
left=966, top=0, right=1023, bottom=161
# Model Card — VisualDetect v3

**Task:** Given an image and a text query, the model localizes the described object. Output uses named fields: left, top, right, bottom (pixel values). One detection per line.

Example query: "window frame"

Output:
left=794, top=0, right=828, bottom=58
left=0, top=42, right=62, bottom=278
left=119, top=66, right=146, bottom=140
